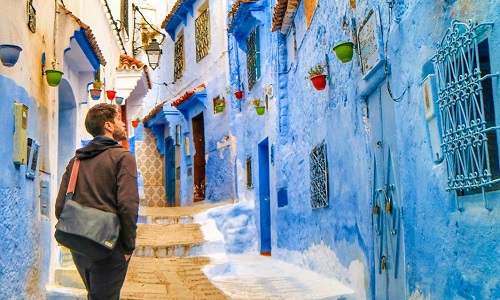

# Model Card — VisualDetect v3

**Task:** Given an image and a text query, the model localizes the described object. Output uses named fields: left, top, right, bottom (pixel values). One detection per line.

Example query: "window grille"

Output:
left=246, top=27, right=261, bottom=91
left=434, top=20, right=498, bottom=194
left=246, top=157, right=253, bottom=188
left=310, top=141, right=329, bottom=209
left=174, top=34, right=184, bottom=81
left=195, top=9, right=210, bottom=62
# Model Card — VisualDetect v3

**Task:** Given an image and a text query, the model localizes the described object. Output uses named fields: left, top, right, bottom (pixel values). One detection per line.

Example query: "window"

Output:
left=174, top=31, right=185, bottom=81
left=246, top=27, right=261, bottom=91
left=434, top=20, right=499, bottom=194
left=195, top=4, right=210, bottom=62
left=310, top=141, right=329, bottom=209
left=246, top=156, right=253, bottom=188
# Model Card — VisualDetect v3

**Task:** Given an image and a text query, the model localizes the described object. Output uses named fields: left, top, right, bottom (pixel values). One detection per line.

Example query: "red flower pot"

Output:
left=132, top=120, right=139, bottom=128
left=106, top=90, right=116, bottom=100
left=310, top=75, right=327, bottom=90
left=234, top=91, right=243, bottom=99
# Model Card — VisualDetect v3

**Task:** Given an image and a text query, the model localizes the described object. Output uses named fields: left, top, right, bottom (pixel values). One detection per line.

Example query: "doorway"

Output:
left=369, top=82, right=406, bottom=299
left=165, top=136, right=176, bottom=206
left=258, top=138, right=271, bottom=255
left=192, top=113, right=206, bottom=202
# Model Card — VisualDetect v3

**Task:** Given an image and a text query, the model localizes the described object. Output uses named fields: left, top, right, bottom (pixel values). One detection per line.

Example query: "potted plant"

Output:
left=251, top=98, right=266, bottom=115
left=333, top=41, right=354, bottom=63
left=115, top=96, right=124, bottom=105
left=89, top=69, right=103, bottom=100
left=131, top=118, right=140, bottom=128
left=45, top=57, right=64, bottom=87
left=214, top=98, right=225, bottom=113
left=0, top=44, right=22, bottom=67
left=226, top=86, right=244, bottom=99
left=307, top=63, right=327, bottom=91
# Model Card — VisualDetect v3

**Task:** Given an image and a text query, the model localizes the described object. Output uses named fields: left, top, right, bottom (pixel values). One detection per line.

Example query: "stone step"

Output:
left=134, top=221, right=225, bottom=258
left=54, top=266, right=84, bottom=289
left=45, top=285, right=87, bottom=300
left=138, top=203, right=228, bottom=225
left=122, top=256, right=229, bottom=299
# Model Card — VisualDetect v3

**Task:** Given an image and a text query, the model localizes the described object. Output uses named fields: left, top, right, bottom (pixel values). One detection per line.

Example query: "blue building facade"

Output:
left=224, top=0, right=500, bottom=299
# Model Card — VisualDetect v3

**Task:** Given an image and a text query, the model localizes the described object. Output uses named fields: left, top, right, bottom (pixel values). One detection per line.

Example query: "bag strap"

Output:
left=66, top=158, right=80, bottom=199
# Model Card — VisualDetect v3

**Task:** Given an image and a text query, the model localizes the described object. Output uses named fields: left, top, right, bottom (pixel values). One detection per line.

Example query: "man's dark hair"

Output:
left=85, top=103, right=119, bottom=137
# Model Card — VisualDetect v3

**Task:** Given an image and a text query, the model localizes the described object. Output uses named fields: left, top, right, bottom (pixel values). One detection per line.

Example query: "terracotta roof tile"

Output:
left=142, top=99, right=169, bottom=124
left=271, top=0, right=300, bottom=33
left=142, top=83, right=206, bottom=124
left=161, top=0, right=183, bottom=29
left=117, top=54, right=152, bottom=89
left=172, top=83, right=206, bottom=107
left=59, top=5, right=107, bottom=66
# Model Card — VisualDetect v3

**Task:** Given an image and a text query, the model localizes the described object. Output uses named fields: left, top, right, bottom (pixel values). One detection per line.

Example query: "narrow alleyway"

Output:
left=47, top=203, right=355, bottom=300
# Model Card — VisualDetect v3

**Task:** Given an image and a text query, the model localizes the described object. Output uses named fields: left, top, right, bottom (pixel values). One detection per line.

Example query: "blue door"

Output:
left=165, top=137, right=176, bottom=206
left=369, top=82, right=406, bottom=299
left=258, top=138, right=271, bottom=255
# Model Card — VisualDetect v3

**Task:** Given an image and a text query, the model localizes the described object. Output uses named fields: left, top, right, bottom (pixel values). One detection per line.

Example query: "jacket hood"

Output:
left=75, top=136, right=122, bottom=159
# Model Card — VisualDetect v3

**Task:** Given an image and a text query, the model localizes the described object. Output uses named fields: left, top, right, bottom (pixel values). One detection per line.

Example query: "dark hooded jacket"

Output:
left=55, top=136, right=139, bottom=255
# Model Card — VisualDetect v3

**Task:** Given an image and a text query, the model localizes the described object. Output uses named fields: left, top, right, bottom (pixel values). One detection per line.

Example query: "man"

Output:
left=55, top=103, right=139, bottom=299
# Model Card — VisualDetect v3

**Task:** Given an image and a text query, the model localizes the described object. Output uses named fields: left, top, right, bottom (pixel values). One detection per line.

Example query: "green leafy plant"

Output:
left=307, top=63, right=326, bottom=78
left=215, top=98, right=225, bottom=107
left=93, top=68, right=103, bottom=89
left=251, top=98, right=263, bottom=107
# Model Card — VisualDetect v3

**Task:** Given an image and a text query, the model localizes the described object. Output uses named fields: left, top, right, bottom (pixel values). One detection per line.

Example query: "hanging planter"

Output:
left=333, top=42, right=354, bottom=63
left=131, top=118, right=140, bottom=128
left=251, top=98, right=265, bottom=115
left=89, top=89, right=102, bottom=100
left=0, top=44, right=22, bottom=67
left=255, top=106, right=266, bottom=115
left=106, top=90, right=116, bottom=100
left=234, top=91, right=243, bottom=99
left=310, top=75, right=327, bottom=91
left=45, top=69, right=64, bottom=87
left=115, top=96, right=124, bottom=105
left=215, top=105, right=224, bottom=113
left=307, top=63, right=327, bottom=91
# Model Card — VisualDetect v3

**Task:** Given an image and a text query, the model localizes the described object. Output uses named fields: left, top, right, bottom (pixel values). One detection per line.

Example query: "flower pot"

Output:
left=215, top=105, right=224, bottom=113
left=45, top=70, right=64, bottom=87
left=255, top=106, right=266, bottom=115
left=0, top=44, right=22, bottom=67
left=106, top=90, right=116, bottom=100
left=89, top=89, right=102, bottom=100
left=132, top=120, right=139, bottom=128
left=234, top=91, right=243, bottom=99
left=333, top=42, right=354, bottom=63
left=310, top=74, right=327, bottom=90
left=115, top=96, right=124, bottom=105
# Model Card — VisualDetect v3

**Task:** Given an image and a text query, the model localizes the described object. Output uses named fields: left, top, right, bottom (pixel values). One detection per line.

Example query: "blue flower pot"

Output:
left=0, top=44, right=22, bottom=67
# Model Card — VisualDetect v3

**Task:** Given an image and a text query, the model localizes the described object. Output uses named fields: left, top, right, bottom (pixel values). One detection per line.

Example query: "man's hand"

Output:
left=125, top=254, right=131, bottom=261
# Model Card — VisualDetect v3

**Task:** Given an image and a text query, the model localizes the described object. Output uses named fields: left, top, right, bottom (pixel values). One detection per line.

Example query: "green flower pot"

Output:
left=255, top=106, right=265, bottom=115
left=333, top=42, right=354, bottom=63
left=45, top=69, right=64, bottom=87
left=216, top=105, right=224, bottom=113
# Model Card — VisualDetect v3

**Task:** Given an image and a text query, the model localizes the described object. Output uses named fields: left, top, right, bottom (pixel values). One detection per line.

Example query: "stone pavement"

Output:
left=47, top=203, right=355, bottom=299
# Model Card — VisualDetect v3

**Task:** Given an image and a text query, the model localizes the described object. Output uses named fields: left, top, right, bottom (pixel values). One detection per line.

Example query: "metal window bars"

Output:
left=195, top=9, right=210, bottom=62
left=433, top=20, right=498, bottom=210
left=246, top=28, right=259, bottom=91
left=174, top=34, right=184, bottom=80
left=310, top=141, right=329, bottom=209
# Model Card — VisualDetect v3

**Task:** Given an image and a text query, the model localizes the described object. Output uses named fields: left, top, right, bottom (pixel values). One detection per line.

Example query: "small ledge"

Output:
left=174, top=89, right=207, bottom=119
left=228, top=0, right=266, bottom=50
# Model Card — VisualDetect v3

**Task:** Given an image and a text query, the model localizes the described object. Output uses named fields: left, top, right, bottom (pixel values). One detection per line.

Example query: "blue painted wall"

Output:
left=0, top=75, right=48, bottom=299
left=226, top=0, right=500, bottom=298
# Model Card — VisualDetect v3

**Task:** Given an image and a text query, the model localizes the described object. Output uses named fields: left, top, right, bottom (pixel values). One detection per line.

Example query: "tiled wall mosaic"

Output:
left=136, top=130, right=166, bottom=207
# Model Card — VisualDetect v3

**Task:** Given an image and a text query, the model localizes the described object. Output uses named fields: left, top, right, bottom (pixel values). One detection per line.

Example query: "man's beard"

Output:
left=113, top=127, right=127, bottom=141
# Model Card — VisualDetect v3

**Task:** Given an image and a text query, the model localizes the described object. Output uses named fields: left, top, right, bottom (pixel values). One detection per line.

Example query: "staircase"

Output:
left=46, top=205, right=229, bottom=299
